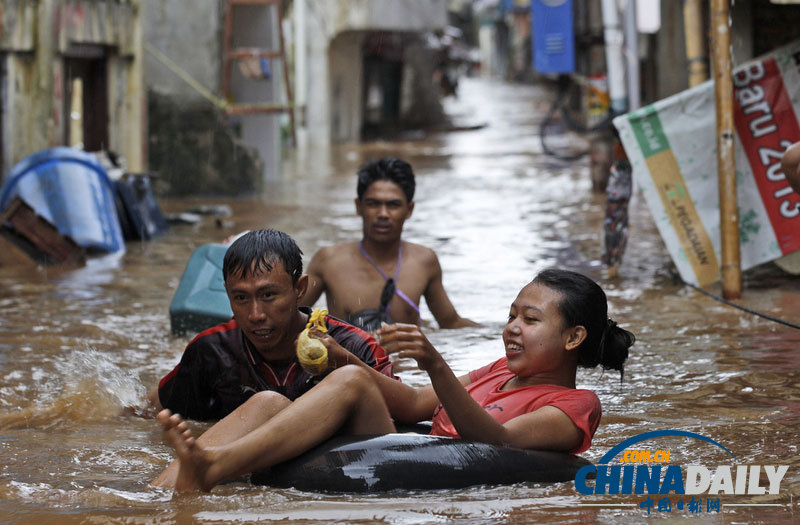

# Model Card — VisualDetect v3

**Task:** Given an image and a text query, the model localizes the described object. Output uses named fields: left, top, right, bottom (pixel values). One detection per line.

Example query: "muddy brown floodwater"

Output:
left=1, top=77, right=799, bottom=523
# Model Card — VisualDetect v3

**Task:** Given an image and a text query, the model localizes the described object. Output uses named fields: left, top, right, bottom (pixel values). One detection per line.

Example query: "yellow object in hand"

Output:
left=297, top=308, right=329, bottom=376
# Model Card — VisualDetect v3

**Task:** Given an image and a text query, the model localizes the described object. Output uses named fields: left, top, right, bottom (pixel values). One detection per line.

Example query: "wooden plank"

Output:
left=224, top=103, right=293, bottom=115
left=228, top=0, right=280, bottom=5
left=0, top=197, right=86, bottom=266
left=226, top=48, right=282, bottom=60
left=0, top=230, right=37, bottom=266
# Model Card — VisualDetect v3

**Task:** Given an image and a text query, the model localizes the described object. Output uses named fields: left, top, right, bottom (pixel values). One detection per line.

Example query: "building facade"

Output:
left=0, top=0, right=145, bottom=180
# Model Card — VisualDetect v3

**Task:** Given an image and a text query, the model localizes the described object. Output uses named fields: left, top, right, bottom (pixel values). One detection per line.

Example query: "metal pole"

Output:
left=601, top=0, right=628, bottom=114
left=623, top=0, right=640, bottom=110
left=710, top=0, right=741, bottom=299
left=684, top=0, right=709, bottom=87
left=294, top=0, right=307, bottom=148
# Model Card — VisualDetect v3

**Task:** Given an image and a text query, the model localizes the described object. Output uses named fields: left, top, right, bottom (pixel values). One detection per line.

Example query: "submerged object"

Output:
left=0, top=147, right=124, bottom=253
left=114, top=174, right=169, bottom=241
left=169, top=243, right=232, bottom=335
left=296, top=308, right=329, bottom=375
left=253, top=432, right=592, bottom=492
left=0, top=196, right=86, bottom=266
left=164, top=212, right=203, bottom=225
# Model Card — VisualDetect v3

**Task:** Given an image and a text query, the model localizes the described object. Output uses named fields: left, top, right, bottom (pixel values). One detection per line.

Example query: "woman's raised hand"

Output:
left=376, top=323, right=445, bottom=373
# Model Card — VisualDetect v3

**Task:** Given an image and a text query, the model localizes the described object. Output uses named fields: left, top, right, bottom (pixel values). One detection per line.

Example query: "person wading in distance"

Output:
left=301, top=157, right=479, bottom=332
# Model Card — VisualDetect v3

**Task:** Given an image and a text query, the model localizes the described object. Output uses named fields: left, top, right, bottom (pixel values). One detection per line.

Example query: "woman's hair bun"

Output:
left=596, top=318, right=635, bottom=377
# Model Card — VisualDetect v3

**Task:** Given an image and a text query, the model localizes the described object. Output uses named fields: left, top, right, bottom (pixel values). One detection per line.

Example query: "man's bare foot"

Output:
left=156, top=409, right=215, bottom=492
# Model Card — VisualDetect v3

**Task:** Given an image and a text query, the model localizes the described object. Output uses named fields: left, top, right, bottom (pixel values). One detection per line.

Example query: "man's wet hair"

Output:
left=356, top=157, right=416, bottom=203
left=223, top=229, right=303, bottom=284
left=531, top=269, right=635, bottom=377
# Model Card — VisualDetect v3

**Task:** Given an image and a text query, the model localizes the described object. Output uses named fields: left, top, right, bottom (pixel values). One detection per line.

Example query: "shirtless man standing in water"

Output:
left=301, top=157, right=477, bottom=331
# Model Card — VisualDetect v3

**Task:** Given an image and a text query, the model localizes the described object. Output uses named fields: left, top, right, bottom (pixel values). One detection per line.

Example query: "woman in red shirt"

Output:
left=154, top=268, right=635, bottom=492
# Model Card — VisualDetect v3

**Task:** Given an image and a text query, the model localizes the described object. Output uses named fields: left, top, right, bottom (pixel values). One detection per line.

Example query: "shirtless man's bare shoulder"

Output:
left=301, top=158, right=478, bottom=329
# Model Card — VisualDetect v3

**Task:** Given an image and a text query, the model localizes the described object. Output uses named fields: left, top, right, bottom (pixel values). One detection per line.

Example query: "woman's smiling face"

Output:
left=502, top=282, right=578, bottom=379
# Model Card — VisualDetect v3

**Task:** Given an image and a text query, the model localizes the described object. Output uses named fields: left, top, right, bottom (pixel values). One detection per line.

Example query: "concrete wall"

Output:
left=0, top=0, right=145, bottom=178
left=399, top=40, right=446, bottom=127
left=142, top=0, right=279, bottom=190
left=294, top=0, right=448, bottom=147
left=228, top=2, right=283, bottom=181
left=142, top=0, right=221, bottom=97
left=329, top=32, right=365, bottom=144
left=730, top=0, right=754, bottom=65
left=654, top=0, right=688, bottom=101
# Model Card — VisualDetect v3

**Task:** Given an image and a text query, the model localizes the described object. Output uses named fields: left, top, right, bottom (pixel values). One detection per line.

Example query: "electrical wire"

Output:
left=686, top=283, right=800, bottom=331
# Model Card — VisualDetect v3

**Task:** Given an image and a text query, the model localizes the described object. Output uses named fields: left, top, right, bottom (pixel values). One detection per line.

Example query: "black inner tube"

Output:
left=252, top=433, right=592, bottom=493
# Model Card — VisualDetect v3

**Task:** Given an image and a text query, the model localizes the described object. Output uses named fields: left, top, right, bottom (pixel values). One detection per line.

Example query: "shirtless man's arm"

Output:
left=301, top=246, right=328, bottom=308
left=421, top=248, right=479, bottom=329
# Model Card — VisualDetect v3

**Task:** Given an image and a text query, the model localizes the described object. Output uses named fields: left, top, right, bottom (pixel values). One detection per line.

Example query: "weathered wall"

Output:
left=147, top=91, right=263, bottom=196
left=329, top=32, right=364, bottom=144
left=0, top=0, right=145, bottom=178
left=142, top=0, right=220, bottom=98
left=295, top=0, right=448, bottom=146
left=142, top=0, right=272, bottom=192
left=654, top=0, right=688, bottom=101
left=399, top=41, right=446, bottom=128
left=730, top=0, right=753, bottom=64
left=227, top=2, right=282, bottom=182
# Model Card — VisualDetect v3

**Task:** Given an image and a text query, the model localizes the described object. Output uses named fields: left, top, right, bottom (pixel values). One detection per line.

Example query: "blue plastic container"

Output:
left=0, top=147, right=124, bottom=252
left=169, top=243, right=233, bottom=335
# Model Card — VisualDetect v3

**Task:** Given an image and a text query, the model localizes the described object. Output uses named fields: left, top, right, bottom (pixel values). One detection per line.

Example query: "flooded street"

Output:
left=1, top=76, right=799, bottom=523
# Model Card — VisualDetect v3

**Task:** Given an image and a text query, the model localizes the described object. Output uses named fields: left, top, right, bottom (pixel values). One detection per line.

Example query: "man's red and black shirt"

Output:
left=158, top=307, right=396, bottom=420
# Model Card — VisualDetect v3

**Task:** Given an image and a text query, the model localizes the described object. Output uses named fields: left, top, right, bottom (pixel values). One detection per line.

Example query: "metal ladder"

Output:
left=221, top=0, right=296, bottom=145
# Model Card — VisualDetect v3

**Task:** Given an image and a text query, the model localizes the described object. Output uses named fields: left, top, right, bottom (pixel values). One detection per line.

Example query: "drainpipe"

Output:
left=623, top=0, right=640, bottom=111
left=710, top=0, right=741, bottom=298
left=601, top=0, right=628, bottom=114
left=593, top=0, right=628, bottom=195
left=293, top=0, right=307, bottom=148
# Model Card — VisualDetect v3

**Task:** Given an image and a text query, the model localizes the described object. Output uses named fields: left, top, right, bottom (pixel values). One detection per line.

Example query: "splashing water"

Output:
left=0, top=349, right=146, bottom=430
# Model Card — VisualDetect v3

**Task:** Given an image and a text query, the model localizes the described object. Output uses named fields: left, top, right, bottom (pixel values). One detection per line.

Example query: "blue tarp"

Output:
left=0, top=148, right=125, bottom=253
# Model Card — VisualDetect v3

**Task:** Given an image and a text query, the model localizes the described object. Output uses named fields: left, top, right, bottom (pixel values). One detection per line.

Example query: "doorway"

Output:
left=361, top=33, right=404, bottom=140
left=63, top=45, right=109, bottom=152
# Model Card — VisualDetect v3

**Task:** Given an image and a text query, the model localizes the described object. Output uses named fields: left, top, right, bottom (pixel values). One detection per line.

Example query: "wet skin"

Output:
left=302, top=178, right=478, bottom=329
left=355, top=179, right=414, bottom=246
left=224, top=261, right=309, bottom=361
left=501, top=283, right=585, bottom=390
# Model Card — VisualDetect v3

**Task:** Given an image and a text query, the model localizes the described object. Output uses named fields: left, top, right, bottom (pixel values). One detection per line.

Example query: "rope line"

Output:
left=144, top=43, right=229, bottom=110
left=686, top=283, right=800, bottom=330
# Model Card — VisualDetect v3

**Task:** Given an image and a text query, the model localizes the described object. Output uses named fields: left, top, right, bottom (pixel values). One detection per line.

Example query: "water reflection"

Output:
left=0, top=76, right=798, bottom=522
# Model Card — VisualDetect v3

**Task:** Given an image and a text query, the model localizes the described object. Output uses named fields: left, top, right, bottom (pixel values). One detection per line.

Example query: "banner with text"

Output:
left=614, top=41, right=800, bottom=286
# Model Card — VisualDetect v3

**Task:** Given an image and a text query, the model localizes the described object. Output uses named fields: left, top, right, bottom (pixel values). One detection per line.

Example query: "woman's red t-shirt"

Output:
left=429, top=357, right=601, bottom=453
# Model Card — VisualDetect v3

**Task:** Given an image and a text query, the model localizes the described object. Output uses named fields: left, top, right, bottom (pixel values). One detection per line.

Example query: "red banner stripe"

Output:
left=733, top=57, right=800, bottom=254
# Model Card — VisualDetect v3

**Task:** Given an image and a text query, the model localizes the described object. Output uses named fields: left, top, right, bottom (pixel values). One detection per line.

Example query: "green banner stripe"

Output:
left=629, top=108, right=670, bottom=157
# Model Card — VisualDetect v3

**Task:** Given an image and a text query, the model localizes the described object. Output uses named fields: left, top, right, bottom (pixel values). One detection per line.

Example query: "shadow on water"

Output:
left=0, top=77, right=799, bottom=522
